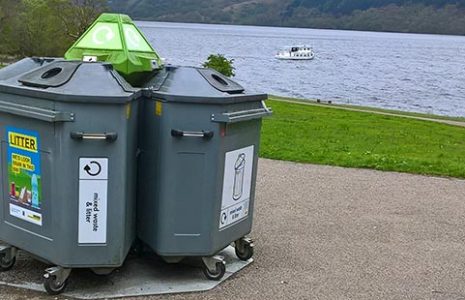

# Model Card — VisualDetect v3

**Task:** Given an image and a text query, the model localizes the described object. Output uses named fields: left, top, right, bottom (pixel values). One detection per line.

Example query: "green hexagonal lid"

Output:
left=64, top=13, right=163, bottom=86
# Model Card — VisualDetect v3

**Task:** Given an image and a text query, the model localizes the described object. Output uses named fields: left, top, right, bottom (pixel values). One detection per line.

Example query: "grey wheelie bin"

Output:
left=0, top=58, right=140, bottom=294
left=137, top=66, right=271, bottom=280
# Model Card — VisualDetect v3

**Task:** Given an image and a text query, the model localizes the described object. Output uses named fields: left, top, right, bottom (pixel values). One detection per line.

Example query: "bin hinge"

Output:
left=55, top=112, right=75, bottom=122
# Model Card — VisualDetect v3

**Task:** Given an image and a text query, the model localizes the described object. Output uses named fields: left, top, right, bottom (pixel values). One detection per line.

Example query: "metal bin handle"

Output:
left=171, top=129, right=214, bottom=139
left=0, top=100, right=74, bottom=123
left=70, top=131, right=118, bottom=142
left=211, top=101, right=272, bottom=124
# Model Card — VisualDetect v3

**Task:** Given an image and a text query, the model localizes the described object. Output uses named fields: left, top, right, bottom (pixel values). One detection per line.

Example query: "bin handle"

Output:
left=70, top=131, right=118, bottom=142
left=171, top=129, right=214, bottom=139
left=0, top=100, right=74, bottom=123
left=211, top=101, right=272, bottom=124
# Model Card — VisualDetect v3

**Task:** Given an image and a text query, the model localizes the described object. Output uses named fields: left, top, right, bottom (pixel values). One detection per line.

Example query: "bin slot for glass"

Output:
left=19, top=61, right=82, bottom=88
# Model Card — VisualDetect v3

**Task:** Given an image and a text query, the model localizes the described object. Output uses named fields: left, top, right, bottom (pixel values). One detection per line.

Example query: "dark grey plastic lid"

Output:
left=19, top=61, right=82, bottom=88
left=0, top=58, right=139, bottom=104
left=145, top=66, right=267, bottom=104
left=197, top=69, right=244, bottom=94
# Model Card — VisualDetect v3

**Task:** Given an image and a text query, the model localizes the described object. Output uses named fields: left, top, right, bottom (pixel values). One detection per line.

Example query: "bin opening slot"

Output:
left=19, top=61, right=82, bottom=88
left=41, top=68, right=63, bottom=79
left=211, top=74, right=229, bottom=86
left=197, top=69, right=244, bottom=94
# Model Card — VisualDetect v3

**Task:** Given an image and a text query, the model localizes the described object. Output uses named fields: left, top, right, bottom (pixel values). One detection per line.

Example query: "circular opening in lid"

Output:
left=41, top=67, right=62, bottom=79
left=211, top=74, right=229, bottom=86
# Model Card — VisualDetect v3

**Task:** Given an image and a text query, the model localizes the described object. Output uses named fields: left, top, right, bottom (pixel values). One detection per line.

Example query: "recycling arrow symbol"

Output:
left=84, top=161, right=102, bottom=177
left=220, top=212, right=227, bottom=225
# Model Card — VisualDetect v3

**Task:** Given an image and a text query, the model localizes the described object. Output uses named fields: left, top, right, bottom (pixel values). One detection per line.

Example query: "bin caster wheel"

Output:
left=91, top=267, right=115, bottom=276
left=131, top=239, right=145, bottom=257
left=235, top=237, right=254, bottom=261
left=43, top=267, right=71, bottom=295
left=0, top=253, right=16, bottom=272
left=202, top=261, right=226, bottom=281
left=44, top=275, right=68, bottom=295
left=0, top=246, right=17, bottom=272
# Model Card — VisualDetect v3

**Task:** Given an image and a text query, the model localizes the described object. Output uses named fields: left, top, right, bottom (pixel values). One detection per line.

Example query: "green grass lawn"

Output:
left=260, top=99, right=465, bottom=178
left=270, top=95, right=465, bottom=122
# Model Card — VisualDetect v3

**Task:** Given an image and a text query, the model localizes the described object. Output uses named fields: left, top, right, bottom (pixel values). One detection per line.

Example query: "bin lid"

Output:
left=0, top=58, right=139, bottom=104
left=146, top=66, right=267, bottom=104
left=64, top=13, right=163, bottom=86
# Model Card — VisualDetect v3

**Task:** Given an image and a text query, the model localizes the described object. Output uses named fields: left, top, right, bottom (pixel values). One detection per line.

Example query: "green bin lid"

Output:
left=64, top=13, right=162, bottom=86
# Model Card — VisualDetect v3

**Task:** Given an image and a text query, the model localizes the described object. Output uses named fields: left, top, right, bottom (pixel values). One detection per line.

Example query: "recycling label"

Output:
left=219, top=146, right=254, bottom=229
left=78, top=158, right=108, bottom=244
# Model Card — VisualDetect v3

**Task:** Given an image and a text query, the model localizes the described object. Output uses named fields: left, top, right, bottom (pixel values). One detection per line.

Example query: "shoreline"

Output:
left=261, top=97, right=465, bottom=179
left=269, top=95, right=465, bottom=126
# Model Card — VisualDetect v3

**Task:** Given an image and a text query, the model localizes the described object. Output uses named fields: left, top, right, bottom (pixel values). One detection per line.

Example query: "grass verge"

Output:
left=270, top=95, right=465, bottom=122
left=260, top=98, right=465, bottom=178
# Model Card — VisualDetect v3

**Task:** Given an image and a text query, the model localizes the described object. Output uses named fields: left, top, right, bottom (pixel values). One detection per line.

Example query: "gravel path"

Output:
left=2, top=158, right=465, bottom=299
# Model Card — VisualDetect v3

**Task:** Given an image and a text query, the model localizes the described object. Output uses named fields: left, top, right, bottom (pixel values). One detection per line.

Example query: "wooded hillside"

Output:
left=109, top=0, right=465, bottom=35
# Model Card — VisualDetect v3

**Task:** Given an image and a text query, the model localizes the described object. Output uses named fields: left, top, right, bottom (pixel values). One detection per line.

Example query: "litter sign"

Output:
left=78, top=158, right=108, bottom=244
left=6, top=126, right=42, bottom=226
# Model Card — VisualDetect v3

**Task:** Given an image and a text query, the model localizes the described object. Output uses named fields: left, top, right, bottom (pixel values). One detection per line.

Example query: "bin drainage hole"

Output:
left=41, top=67, right=62, bottom=79
left=211, top=74, right=229, bottom=86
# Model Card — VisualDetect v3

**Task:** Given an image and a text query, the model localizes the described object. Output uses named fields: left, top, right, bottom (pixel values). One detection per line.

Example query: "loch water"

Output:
left=139, top=21, right=465, bottom=117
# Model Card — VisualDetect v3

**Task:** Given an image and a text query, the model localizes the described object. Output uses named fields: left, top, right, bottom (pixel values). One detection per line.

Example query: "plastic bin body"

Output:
left=137, top=66, right=270, bottom=257
left=0, top=58, right=139, bottom=268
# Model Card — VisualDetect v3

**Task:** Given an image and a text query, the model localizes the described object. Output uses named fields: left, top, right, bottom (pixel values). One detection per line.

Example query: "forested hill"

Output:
left=109, top=0, right=465, bottom=35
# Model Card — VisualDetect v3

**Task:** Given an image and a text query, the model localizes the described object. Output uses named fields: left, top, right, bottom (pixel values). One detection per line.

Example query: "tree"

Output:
left=203, top=54, right=235, bottom=77
left=0, top=0, right=20, bottom=58
left=49, top=0, right=108, bottom=39
left=0, top=0, right=107, bottom=58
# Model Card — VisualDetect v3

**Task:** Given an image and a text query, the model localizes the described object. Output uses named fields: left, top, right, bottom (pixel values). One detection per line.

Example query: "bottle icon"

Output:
left=31, top=174, right=39, bottom=208
left=10, top=182, right=16, bottom=198
left=233, top=153, right=246, bottom=200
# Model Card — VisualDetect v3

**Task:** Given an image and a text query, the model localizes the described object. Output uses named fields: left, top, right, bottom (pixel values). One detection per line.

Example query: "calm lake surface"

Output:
left=138, top=21, right=465, bottom=117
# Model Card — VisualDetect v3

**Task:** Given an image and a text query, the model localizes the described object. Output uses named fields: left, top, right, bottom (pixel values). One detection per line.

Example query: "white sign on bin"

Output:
left=78, top=158, right=108, bottom=244
left=219, top=145, right=254, bottom=229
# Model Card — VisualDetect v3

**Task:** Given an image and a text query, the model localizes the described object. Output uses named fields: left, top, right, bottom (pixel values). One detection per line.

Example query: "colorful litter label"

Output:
left=6, top=126, right=42, bottom=226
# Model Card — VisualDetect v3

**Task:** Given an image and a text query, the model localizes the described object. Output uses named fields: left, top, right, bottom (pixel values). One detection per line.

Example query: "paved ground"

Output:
left=2, top=158, right=465, bottom=299
left=0, top=246, right=251, bottom=299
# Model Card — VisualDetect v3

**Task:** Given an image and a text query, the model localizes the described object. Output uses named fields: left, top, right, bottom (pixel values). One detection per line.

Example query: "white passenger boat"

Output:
left=275, top=46, right=315, bottom=60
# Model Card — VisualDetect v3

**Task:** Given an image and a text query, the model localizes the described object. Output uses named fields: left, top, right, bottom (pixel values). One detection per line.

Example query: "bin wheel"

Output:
left=0, top=253, right=16, bottom=272
left=202, top=261, right=226, bottom=281
left=91, top=267, right=115, bottom=276
left=44, top=275, right=68, bottom=295
left=130, top=239, right=145, bottom=257
left=235, top=240, right=254, bottom=261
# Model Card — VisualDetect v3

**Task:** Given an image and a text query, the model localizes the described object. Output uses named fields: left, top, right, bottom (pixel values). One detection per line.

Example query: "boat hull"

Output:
left=275, top=55, right=315, bottom=60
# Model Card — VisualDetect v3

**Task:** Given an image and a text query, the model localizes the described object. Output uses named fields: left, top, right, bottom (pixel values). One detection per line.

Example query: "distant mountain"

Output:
left=109, top=0, right=465, bottom=35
